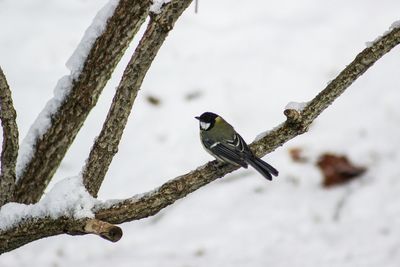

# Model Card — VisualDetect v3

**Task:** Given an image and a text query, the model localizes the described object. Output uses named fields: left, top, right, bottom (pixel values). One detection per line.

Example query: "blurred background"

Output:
left=1, top=0, right=400, bottom=266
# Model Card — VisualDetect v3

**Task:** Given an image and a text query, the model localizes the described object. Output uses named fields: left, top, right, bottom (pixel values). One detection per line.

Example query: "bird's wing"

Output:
left=209, top=142, right=248, bottom=168
left=225, top=132, right=250, bottom=154
left=202, top=136, right=248, bottom=168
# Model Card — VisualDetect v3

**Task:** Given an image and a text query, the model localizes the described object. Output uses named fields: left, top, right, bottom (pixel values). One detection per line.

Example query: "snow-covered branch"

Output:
left=82, top=0, right=194, bottom=197
left=0, top=67, right=19, bottom=206
left=1, top=22, right=399, bottom=254
left=14, top=0, right=152, bottom=204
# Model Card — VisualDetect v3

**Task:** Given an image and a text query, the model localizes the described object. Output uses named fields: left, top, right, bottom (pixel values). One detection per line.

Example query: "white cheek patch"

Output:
left=200, top=121, right=211, bottom=130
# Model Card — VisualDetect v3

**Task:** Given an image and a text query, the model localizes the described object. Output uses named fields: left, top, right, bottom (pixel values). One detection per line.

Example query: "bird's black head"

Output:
left=195, top=112, right=219, bottom=131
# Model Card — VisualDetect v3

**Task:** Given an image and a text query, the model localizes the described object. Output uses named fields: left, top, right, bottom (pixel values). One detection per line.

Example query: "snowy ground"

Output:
left=1, top=0, right=400, bottom=266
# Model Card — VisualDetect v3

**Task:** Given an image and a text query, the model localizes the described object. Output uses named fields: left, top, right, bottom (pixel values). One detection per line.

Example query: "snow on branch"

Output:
left=15, top=76, right=72, bottom=179
left=0, top=67, right=19, bottom=206
left=1, top=23, right=399, bottom=254
left=150, top=0, right=171, bottom=14
left=16, top=1, right=119, bottom=180
left=14, top=0, right=152, bottom=204
left=0, top=176, right=98, bottom=231
left=0, top=176, right=123, bottom=252
left=15, top=1, right=122, bottom=183
left=66, top=0, right=120, bottom=78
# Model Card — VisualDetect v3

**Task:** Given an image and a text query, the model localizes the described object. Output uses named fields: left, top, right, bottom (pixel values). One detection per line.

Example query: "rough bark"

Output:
left=0, top=217, right=82, bottom=254
left=14, top=0, right=151, bottom=204
left=0, top=67, right=19, bottom=206
left=82, top=0, right=194, bottom=197
left=1, top=24, right=399, bottom=254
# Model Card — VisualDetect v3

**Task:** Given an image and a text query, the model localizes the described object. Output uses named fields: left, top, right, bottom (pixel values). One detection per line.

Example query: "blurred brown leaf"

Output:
left=288, top=147, right=308, bottom=163
left=317, top=153, right=366, bottom=188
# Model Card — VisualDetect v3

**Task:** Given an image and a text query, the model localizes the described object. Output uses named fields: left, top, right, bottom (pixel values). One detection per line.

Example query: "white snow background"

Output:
left=1, top=0, right=400, bottom=266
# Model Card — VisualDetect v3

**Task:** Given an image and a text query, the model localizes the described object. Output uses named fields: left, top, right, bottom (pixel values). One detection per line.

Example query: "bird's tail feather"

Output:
left=247, top=157, right=279, bottom=181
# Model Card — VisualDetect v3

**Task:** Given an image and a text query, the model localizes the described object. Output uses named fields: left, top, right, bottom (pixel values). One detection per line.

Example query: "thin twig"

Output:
left=0, top=67, right=18, bottom=206
left=82, top=0, right=194, bottom=197
left=332, top=186, right=353, bottom=221
left=14, top=0, right=151, bottom=204
left=1, top=23, right=399, bottom=255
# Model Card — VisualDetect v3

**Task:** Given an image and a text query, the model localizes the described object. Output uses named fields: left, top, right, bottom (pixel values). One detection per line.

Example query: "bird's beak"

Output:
left=195, top=116, right=200, bottom=120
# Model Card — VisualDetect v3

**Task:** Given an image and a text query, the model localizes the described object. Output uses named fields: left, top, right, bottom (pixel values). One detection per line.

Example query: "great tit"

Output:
left=195, top=112, right=279, bottom=180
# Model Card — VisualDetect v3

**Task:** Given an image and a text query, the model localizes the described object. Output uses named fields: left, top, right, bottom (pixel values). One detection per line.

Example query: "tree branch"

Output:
left=82, top=0, right=194, bottom=197
left=1, top=22, right=399, bottom=255
left=14, top=0, right=151, bottom=204
left=0, top=215, right=124, bottom=254
left=0, top=67, right=19, bottom=206
left=96, top=17, right=400, bottom=221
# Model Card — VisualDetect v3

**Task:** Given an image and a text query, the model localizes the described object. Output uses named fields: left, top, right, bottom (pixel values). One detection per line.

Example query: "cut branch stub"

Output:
left=283, top=108, right=309, bottom=134
left=84, top=219, right=122, bottom=242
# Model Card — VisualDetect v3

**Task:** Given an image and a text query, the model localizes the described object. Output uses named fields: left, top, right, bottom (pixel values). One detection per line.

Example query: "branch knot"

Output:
left=284, top=109, right=309, bottom=133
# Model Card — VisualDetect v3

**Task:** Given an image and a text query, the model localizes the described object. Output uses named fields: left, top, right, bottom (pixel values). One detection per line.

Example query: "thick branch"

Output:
left=82, top=0, right=194, bottom=197
left=0, top=67, right=19, bottom=206
left=0, top=217, right=120, bottom=254
left=14, top=0, right=151, bottom=204
left=1, top=23, right=399, bottom=255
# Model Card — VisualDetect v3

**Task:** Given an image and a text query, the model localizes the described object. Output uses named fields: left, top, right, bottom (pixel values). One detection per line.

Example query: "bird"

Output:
left=195, top=112, right=278, bottom=180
